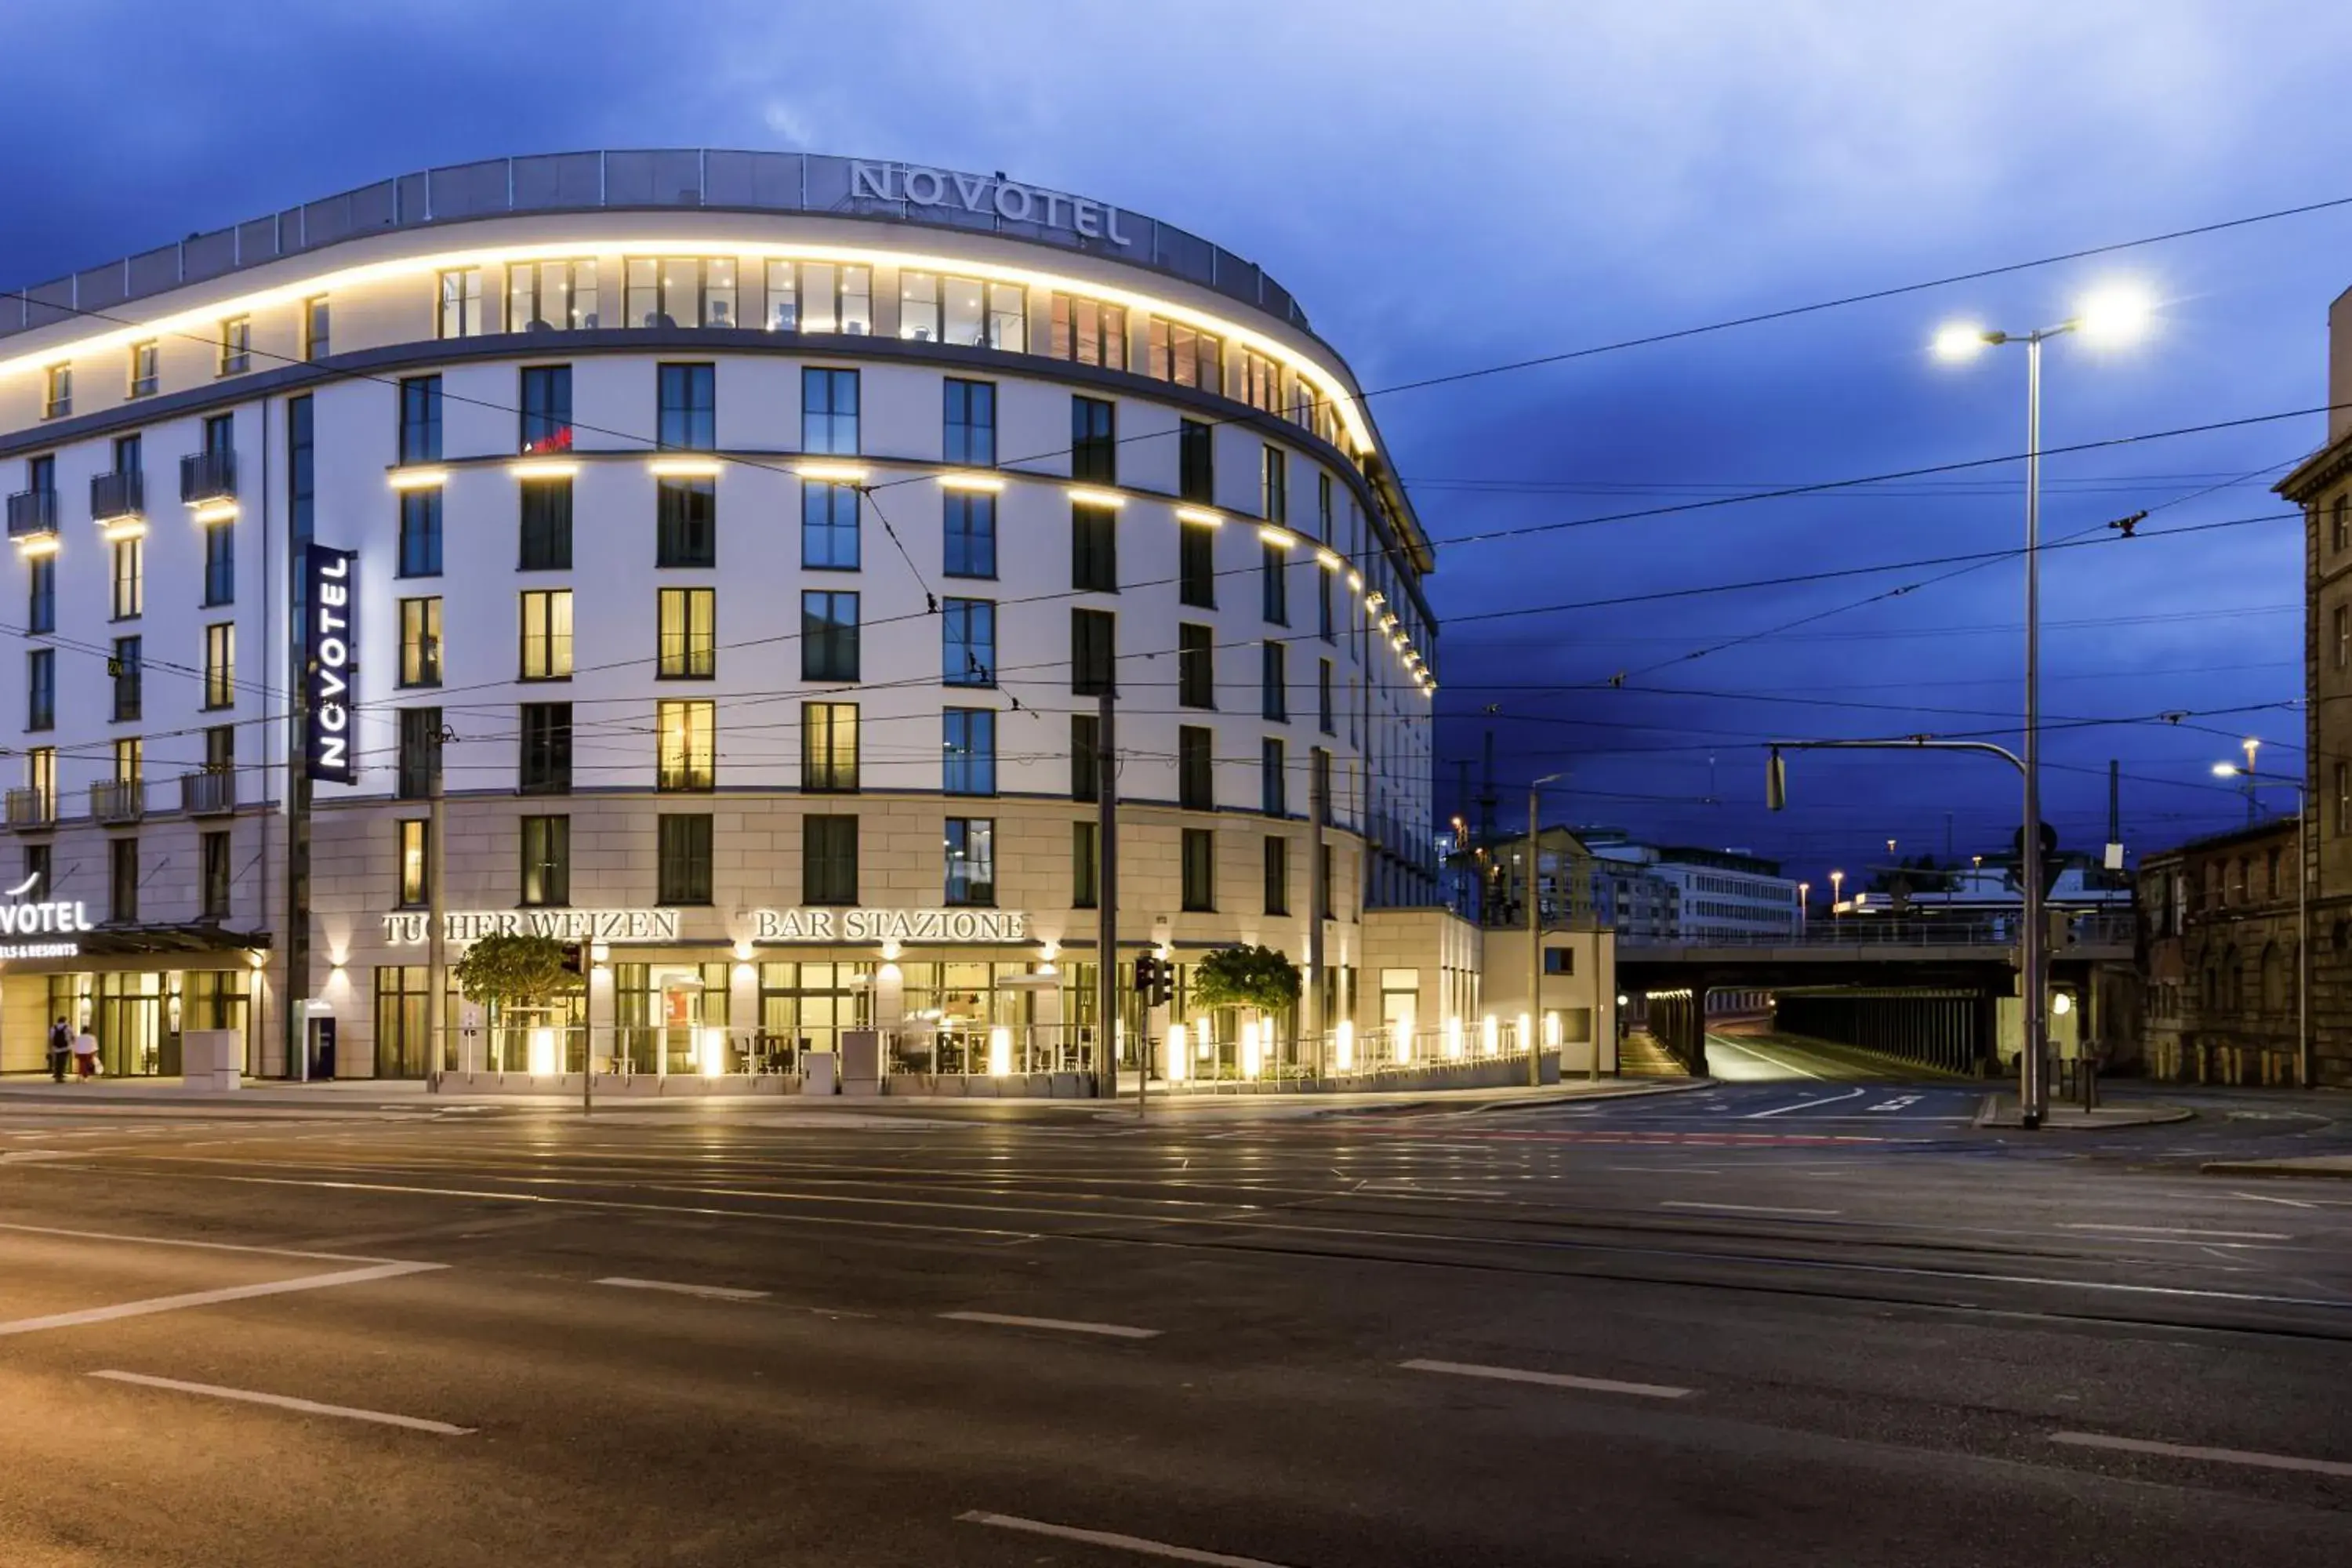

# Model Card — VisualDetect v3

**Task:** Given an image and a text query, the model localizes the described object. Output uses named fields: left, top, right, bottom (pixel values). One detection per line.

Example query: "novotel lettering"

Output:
left=849, top=162, right=1134, bottom=248
left=383, top=909, right=684, bottom=946
left=753, top=908, right=1029, bottom=943
left=0, top=900, right=91, bottom=936
left=304, top=544, right=358, bottom=785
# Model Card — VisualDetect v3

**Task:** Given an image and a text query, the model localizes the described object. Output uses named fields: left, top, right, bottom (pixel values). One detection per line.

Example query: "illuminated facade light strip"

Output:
left=100, top=518, right=147, bottom=542
left=938, top=472, right=1006, bottom=493
left=1174, top=506, right=1221, bottom=525
left=511, top=459, right=580, bottom=479
left=189, top=499, right=239, bottom=524
left=387, top=466, right=448, bottom=491
left=12, top=534, right=58, bottom=557
left=1068, top=486, right=1125, bottom=509
left=1259, top=525, right=1297, bottom=549
left=797, top=462, right=869, bottom=483
left=646, top=456, right=724, bottom=478
left=1316, top=547, right=1343, bottom=571
left=0, top=235, right=1376, bottom=454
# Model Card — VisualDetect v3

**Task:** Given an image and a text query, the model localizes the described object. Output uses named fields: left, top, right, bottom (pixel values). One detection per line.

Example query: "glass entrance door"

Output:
left=96, top=972, right=164, bottom=1077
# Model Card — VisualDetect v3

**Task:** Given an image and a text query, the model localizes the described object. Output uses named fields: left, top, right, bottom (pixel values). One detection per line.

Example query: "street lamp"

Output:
left=1829, top=869, right=1845, bottom=921
left=1797, top=880, right=1810, bottom=933
left=1933, top=281, right=2154, bottom=1128
left=2216, top=760, right=2309, bottom=1085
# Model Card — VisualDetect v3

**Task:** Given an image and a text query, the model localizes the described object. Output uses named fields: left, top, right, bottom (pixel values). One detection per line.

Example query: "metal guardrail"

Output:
left=5, top=787, right=53, bottom=829
left=1620, top=913, right=2136, bottom=951
left=89, top=780, right=143, bottom=824
left=180, top=450, right=237, bottom=505
left=90, top=469, right=143, bottom=521
left=180, top=769, right=235, bottom=815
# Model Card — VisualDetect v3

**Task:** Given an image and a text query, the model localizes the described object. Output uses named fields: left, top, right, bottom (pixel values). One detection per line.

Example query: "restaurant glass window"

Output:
left=1149, top=320, right=1222, bottom=394
left=757, top=961, right=873, bottom=1065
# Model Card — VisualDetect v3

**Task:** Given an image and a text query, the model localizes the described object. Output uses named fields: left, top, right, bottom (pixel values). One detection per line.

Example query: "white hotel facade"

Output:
left=0, top=151, right=1450, bottom=1084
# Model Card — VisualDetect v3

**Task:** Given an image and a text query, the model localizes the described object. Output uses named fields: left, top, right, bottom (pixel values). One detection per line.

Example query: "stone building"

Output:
left=2136, top=819, right=2303, bottom=1085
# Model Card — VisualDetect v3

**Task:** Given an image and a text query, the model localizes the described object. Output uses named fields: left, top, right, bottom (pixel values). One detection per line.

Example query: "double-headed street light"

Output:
left=2214, top=757, right=2310, bottom=1085
left=1933, top=281, right=2154, bottom=1129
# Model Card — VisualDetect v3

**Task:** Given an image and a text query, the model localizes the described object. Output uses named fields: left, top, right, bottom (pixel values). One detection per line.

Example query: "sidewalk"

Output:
left=2198, top=1154, right=2352, bottom=1181
left=1973, top=1094, right=2195, bottom=1130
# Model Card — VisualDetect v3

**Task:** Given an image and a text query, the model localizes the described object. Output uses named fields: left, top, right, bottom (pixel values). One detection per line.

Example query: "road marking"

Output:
left=2062, top=1224, right=2289, bottom=1242
left=89, top=1370, right=473, bottom=1436
left=959, top=1511, right=1293, bottom=1566
left=2050, top=1430, right=2352, bottom=1479
left=1401, top=1358, right=1693, bottom=1400
left=1705, top=1036, right=1824, bottom=1080
left=940, top=1310, right=1160, bottom=1340
left=596, top=1276, right=771, bottom=1301
left=0, top=1219, right=397, bottom=1264
left=1661, top=1200, right=1841, bottom=1218
left=1745, top=1087, right=1866, bottom=1119
left=2230, top=1190, right=2321, bottom=1210
left=0, top=1261, right=443, bottom=1338
left=1866, top=1095, right=1922, bottom=1113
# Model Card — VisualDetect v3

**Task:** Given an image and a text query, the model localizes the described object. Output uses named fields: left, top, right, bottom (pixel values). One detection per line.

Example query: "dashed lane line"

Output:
left=597, top=1276, right=771, bottom=1302
left=1661, top=1200, right=1842, bottom=1218
left=959, top=1511, right=1294, bottom=1567
left=940, top=1310, right=1161, bottom=1340
left=89, top=1370, right=473, bottom=1436
left=1401, top=1358, right=1693, bottom=1400
left=2050, top=1430, right=2352, bottom=1479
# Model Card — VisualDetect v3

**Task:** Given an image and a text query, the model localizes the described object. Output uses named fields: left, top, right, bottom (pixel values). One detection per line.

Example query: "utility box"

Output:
left=840, top=1030, right=884, bottom=1097
left=181, top=1029, right=241, bottom=1092
left=802, top=1051, right=837, bottom=1096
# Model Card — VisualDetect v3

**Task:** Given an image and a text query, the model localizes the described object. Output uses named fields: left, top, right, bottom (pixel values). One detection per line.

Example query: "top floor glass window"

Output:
left=804, top=368, right=859, bottom=455
left=1050, top=296, right=1127, bottom=370
left=943, top=379, right=996, bottom=466
left=437, top=268, right=486, bottom=339
left=1149, top=320, right=1222, bottom=394
left=1239, top=350, right=1281, bottom=415
left=658, top=363, right=715, bottom=451
left=509, top=260, right=599, bottom=332
left=767, top=260, right=871, bottom=336
left=397, top=376, right=441, bottom=464
left=218, top=316, right=251, bottom=376
left=626, top=258, right=736, bottom=329
left=519, top=365, right=572, bottom=454
left=303, top=296, right=331, bottom=360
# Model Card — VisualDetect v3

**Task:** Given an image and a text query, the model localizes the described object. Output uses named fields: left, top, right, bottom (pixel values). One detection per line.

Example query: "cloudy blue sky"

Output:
left=5, top=0, right=2347, bottom=887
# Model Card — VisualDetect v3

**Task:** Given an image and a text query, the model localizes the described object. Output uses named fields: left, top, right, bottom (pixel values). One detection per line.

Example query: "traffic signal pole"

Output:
left=1097, top=686, right=1126, bottom=1110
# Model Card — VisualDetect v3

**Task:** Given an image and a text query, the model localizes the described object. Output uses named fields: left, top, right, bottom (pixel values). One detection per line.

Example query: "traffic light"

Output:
left=1134, top=954, right=1174, bottom=1008
left=560, top=942, right=587, bottom=978
left=1767, top=747, right=1787, bottom=811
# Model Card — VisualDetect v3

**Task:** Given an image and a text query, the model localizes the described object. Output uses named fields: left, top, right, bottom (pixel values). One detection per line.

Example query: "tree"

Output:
left=1189, top=945, right=1302, bottom=1014
left=453, top=933, right=583, bottom=1056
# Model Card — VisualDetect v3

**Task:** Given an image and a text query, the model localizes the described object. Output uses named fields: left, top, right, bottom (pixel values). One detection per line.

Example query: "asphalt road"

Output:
left=4, top=1078, right=2351, bottom=1567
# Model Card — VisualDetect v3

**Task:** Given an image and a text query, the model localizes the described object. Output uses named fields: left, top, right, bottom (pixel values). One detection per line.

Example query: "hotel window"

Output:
left=1178, top=725, right=1214, bottom=810
left=397, top=709, right=439, bottom=800
left=397, top=819, right=429, bottom=906
left=657, top=700, right=715, bottom=792
left=944, top=491, right=996, bottom=578
left=519, top=702, right=572, bottom=794
left=1264, top=835, right=1290, bottom=915
left=1316, top=472, right=1334, bottom=543
left=205, top=724, right=233, bottom=774
left=1071, top=608, right=1116, bottom=697
left=802, top=591, right=860, bottom=681
left=203, top=518, right=234, bottom=607
left=519, top=589, right=574, bottom=681
left=26, top=554, right=52, bottom=635
left=111, top=636, right=142, bottom=721
left=943, top=599, right=996, bottom=687
left=1179, top=516, right=1217, bottom=608
left=22, top=839, right=49, bottom=901
left=26, top=649, right=54, bottom=731
left=1317, top=569, right=1333, bottom=641
left=399, top=490, right=442, bottom=576
left=802, top=702, right=858, bottom=793
left=520, top=815, right=569, bottom=907
left=985, top=281, right=1025, bottom=351
left=943, top=708, right=996, bottom=796
left=42, top=364, right=71, bottom=419
left=289, top=396, right=312, bottom=543
left=129, top=340, right=158, bottom=397
left=657, top=814, right=714, bottom=905
left=944, top=818, right=994, bottom=906
left=520, top=477, right=572, bottom=569
left=803, top=368, right=859, bottom=454
left=804, top=815, right=858, bottom=904
left=1262, top=737, right=1287, bottom=817
left=1239, top=350, right=1281, bottom=415
left=802, top=481, right=861, bottom=569
left=219, top=316, right=251, bottom=376
left=437, top=268, right=486, bottom=338
left=508, top=260, right=598, bottom=332
left=399, top=597, right=442, bottom=687
left=2338, top=762, right=2350, bottom=837
left=26, top=748, right=54, bottom=820
left=519, top=365, right=572, bottom=453
left=1311, top=747, right=1333, bottom=820
left=1261, top=541, right=1288, bottom=625
left=111, top=537, right=143, bottom=620
left=656, top=478, right=716, bottom=568
left=703, top=260, right=738, bottom=326
left=898, top=270, right=953, bottom=343
left=658, top=587, right=716, bottom=678
left=302, top=296, right=330, bottom=360
left=1178, top=624, right=1214, bottom=709
left=1071, top=502, right=1119, bottom=593
left=114, top=735, right=143, bottom=788
left=1072, top=821, right=1100, bottom=909
left=943, top=379, right=996, bottom=466
left=1149, top=320, right=1222, bottom=394
left=1261, top=445, right=1288, bottom=525
left=1179, top=419, right=1214, bottom=504
left=398, top=375, right=442, bottom=463
left=1262, top=641, right=1287, bottom=721
left=200, top=831, right=230, bottom=921
left=1071, top=396, right=1116, bottom=483
left=1181, top=827, right=1216, bottom=912
left=657, top=363, right=715, bottom=450
left=203, top=623, right=234, bottom=710
left=1319, top=658, right=1334, bottom=735
left=767, top=260, right=871, bottom=335
left=111, top=837, right=140, bottom=924
left=1050, top=295, right=1127, bottom=369
left=1070, top=713, right=1101, bottom=803
left=626, top=257, right=731, bottom=328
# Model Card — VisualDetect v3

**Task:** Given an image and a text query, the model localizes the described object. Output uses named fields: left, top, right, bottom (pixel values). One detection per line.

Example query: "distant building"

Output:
left=2137, top=820, right=2303, bottom=1085
left=1480, top=828, right=1798, bottom=944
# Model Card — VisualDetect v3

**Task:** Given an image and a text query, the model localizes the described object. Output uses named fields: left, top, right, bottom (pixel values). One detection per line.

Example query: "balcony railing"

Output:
left=4, top=788, right=54, bottom=830
left=180, top=450, right=238, bottom=506
left=5, top=489, right=57, bottom=539
left=90, top=469, right=144, bottom=521
left=180, top=769, right=236, bottom=816
left=90, top=779, right=144, bottom=824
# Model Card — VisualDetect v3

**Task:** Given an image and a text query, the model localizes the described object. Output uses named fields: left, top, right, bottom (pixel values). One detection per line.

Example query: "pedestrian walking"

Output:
left=71, top=1027, right=99, bottom=1080
left=46, top=1016, right=71, bottom=1082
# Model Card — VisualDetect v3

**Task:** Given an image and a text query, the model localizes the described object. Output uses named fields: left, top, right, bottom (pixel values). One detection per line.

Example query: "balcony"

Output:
left=90, top=469, right=145, bottom=523
left=5, top=489, right=58, bottom=542
left=5, top=789, right=54, bottom=831
left=180, top=769, right=236, bottom=816
left=180, top=450, right=238, bottom=507
left=90, top=780, right=144, bottom=824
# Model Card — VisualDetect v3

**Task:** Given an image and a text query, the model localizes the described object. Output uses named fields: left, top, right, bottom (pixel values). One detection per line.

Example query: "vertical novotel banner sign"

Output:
left=304, top=544, right=357, bottom=784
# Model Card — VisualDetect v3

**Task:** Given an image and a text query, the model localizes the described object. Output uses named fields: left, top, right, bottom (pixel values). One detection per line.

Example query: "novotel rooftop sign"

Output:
left=383, top=906, right=1031, bottom=946
left=850, top=162, right=1134, bottom=249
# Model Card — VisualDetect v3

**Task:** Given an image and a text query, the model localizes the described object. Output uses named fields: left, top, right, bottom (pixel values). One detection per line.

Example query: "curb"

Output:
left=2198, top=1160, right=2352, bottom=1181
left=1452, top=1077, right=1715, bottom=1116
left=1973, top=1094, right=2197, bottom=1131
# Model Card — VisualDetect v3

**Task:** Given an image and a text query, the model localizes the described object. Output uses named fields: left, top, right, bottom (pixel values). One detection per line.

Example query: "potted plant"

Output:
left=452, top=932, right=584, bottom=1075
left=1188, top=946, right=1302, bottom=1080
